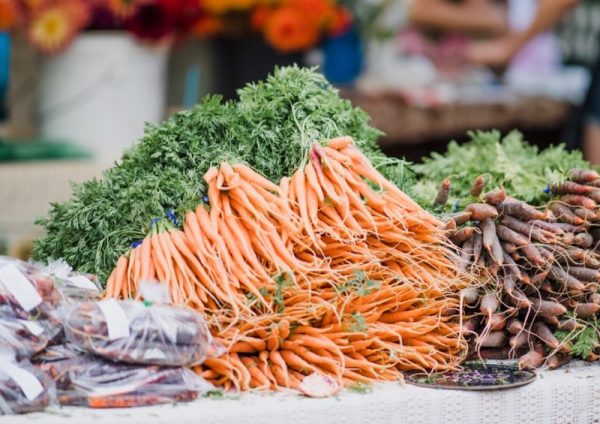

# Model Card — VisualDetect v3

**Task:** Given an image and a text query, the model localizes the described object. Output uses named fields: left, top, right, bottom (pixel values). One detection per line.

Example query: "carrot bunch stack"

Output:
left=105, top=136, right=469, bottom=391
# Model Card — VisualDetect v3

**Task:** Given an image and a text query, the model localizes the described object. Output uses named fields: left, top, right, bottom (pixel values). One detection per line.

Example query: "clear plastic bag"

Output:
left=43, top=259, right=102, bottom=301
left=0, top=318, right=60, bottom=360
left=32, top=344, right=93, bottom=407
left=64, top=361, right=212, bottom=408
left=0, top=257, right=61, bottom=320
left=0, top=355, right=55, bottom=415
left=62, top=299, right=222, bottom=366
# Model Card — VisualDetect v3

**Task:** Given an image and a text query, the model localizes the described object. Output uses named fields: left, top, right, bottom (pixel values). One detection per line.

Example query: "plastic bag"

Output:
left=44, top=259, right=102, bottom=301
left=64, top=361, right=212, bottom=408
left=0, top=354, right=55, bottom=415
left=32, top=344, right=93, bottom=407
left=0, top=318, right=60, bottom=360
left=0, top=257, right=61, bottom=320
left=62, top=299, right=221, bottom=366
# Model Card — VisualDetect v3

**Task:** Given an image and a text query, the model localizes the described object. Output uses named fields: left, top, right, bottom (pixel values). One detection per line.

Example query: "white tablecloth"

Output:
left=9, top=362, right=600, bottom=424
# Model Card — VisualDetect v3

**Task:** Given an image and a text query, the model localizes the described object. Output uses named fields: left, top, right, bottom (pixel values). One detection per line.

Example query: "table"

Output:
left=343, top=92, right=572, bottom=147
left=11, top=362, right=600, bottom=424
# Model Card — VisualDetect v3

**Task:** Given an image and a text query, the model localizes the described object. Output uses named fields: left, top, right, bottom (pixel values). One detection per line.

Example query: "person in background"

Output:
left=409, top=0, right=508, bottom=37
left=464, top=0, right=600, bottom=164
left=465, top=0, right=579, bottom=66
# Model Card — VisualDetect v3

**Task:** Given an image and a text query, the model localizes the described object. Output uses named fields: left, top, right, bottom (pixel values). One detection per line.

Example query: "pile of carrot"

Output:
left=105, top=136, right=469, bottom=391
left=440, top=171, right=600, bottom=369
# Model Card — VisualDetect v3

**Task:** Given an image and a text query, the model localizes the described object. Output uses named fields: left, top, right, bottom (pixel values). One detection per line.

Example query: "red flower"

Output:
left=0, top=0, right=18, bottom=30
left=250, top=5, right=270, bottom=31
left=125, top=0, right=202, bottom=41
left=328, top=6, right=352, bottom=37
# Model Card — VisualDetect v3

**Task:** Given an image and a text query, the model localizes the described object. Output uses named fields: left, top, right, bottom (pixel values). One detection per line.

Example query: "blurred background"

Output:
left=0, top=0, right=598, bottom=256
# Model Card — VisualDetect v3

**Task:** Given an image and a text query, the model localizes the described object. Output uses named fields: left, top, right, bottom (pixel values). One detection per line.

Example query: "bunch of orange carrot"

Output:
left=105, top=136, right=469, bottom=391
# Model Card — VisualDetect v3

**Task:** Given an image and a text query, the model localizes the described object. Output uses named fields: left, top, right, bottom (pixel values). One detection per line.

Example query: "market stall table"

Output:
left=342, top=91, right=571, bottom=147
left=11, top=362, right=600, bottom=424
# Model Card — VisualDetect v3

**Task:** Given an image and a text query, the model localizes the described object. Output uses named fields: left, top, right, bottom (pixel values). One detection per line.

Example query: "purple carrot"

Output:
left=472, top=231, right=483, bottom=264
left=483, top=189, right=506, bottom=205
left=574, top=233, right=594, bottom=248
left=510, top=332, right=530, bottom=349
left=549, top=202, right=585, bottom=225
left=547, top=352, right=572, bottom=370
left=530, top=297, right=568, bottom=316
left=434, top=177, right=451, bottom=206
left=496, top=224, right=529, bottom=246
left=573, top=303, right=600, bottom=318
left=566, top=267, right=600, bottom=282
left=551, top=181, right=596, bottom=195
left=481, top=218, right=503, bottom=265
left=569, top=168, right=600, bottom=183
left=499, top=198, right=545, bottom=221
left=449, top=211, right=472, bottom=226
left=500, top=215, right=556, bottom=243
left=519, top=244, right=546, bottom=267
left=547, top=266, right=586, bottom=291
left=507, top=319, right=523, bottom=335
left=529, top=220, right=564, bottom=235
left=519, top=344, right=546, bottom=370
left=560, top=194, right=597, bottom=210
left=470, top=176, right=486, bottom=197
left=533, top=322, right=561, bottom=349
left=465, top=203, right=498, bottom=220
left=451, top=227, right=474, bottom=245
left=478, top=331, right=507, bottom=348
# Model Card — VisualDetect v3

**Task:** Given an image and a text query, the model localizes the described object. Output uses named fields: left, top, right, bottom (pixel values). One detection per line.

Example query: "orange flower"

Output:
left=27, top=6, right=77, bottom=53
left=21, top=0, right=49, bottom=12
left=289, top=0, right=335, bottom=27
left=64, top=0, right=91, bottom=29
left=203, top=0, right=259, bottom=15
left=264, top=5, right=318, bottom=52
left=0, top=0, right=18, bottom=30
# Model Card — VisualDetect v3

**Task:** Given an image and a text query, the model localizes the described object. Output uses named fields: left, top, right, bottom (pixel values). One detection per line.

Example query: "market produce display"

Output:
left=7, top=65, right=599, bottom=417
left=441, top=173, right=600, bottom=368
left=102, top=137, right=468, bottom=391
left=62, top=299, right=220, bottom=366
left=33, top=66, right=414, bottom=282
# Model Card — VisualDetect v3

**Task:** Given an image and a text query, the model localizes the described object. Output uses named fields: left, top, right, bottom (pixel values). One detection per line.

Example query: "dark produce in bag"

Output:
left=62, top=298, right=221, bottom=366
left=44, top=259, right=102, bottom=301
left=0, top=355, right=55, bottom=415
left=0, top=318, right=59, bottom=360
left=63, top=360, right=211, bottom=408
left=0, top=257, right=61, bottom=319
left=32, top=344, right=94, bottom=407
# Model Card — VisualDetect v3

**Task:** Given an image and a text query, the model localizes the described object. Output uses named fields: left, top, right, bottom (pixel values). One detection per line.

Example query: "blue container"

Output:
left=0, top=33, right=10, bottom=121
left=323, top=28, right=363, bottom=85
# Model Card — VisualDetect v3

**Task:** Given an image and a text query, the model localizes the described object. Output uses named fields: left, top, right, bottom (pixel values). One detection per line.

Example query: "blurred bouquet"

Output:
left=0, top=0, right=352, bottom=54
left=0, top=0, right=207, bottom=54
left=203, top=0, right=352, bottom=52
